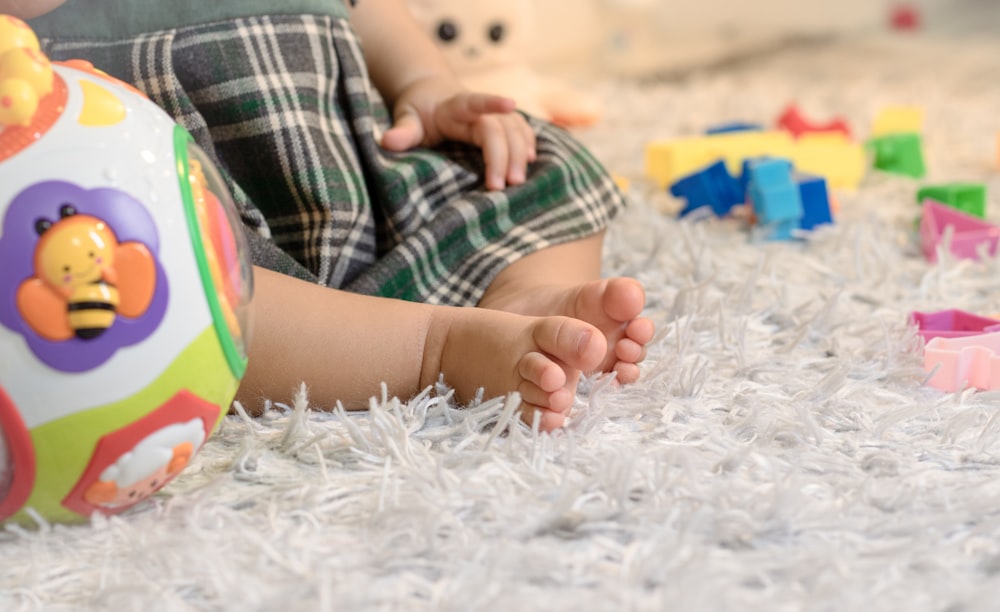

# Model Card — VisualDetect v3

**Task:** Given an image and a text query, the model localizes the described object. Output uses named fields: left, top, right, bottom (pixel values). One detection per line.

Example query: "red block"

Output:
left=776, top=104, right=851, bottom=139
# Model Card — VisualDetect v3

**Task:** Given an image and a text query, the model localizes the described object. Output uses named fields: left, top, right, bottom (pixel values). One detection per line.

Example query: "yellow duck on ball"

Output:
left=0, top=14, right=54, bottom=127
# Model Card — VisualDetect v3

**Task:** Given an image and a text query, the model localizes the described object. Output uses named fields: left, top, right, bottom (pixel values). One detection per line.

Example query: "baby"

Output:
left=4, top=0, right=654, bottom=431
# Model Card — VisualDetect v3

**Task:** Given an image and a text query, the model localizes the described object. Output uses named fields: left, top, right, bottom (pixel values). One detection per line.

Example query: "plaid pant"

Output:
left=42, top=14, right=624, bottom=305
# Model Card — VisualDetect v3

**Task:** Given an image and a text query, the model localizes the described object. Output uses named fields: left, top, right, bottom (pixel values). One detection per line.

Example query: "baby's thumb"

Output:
left=381, top=109, right=424, bottom=151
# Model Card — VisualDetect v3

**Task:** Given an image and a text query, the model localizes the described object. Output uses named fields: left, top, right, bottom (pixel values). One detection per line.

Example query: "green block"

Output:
left=916, top=182, right=987, bottom=218
left=867, top=132, right=926, bottom=178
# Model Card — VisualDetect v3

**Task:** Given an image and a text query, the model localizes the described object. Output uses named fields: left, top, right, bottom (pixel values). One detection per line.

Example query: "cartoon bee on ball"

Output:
left=16, top=203, right=157, bottom=342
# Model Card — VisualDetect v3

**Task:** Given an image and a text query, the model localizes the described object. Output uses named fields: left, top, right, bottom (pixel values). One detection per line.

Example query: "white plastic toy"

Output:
left=0, top=15, right=253, bottom=524
left=406, top=0, right=602, bottom=127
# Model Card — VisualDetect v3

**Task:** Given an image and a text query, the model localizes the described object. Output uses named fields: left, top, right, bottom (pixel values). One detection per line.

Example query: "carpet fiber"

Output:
left=4, top=27, right=1000, bottom=611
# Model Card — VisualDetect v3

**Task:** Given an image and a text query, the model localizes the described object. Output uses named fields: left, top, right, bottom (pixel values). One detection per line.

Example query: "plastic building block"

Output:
left=917, top=183, right=987, bottom=218
left=791, top=132, right=866, bottom=190
left=911, top=309, right=1000, bottom=342
left=748, top=159, right=800, bottom=220
left=612, top=173, right=630, bottom=194
left=645, top=131, right=795, bottom=189
left=923, top=331, right=1000, bottom=392
left=669, top=159, right=744, bottom=217
left=705, top=122, right=763, bottom=135
left=795, top=172, right=833, bottom=230
left=648, top=128, right=865, bottom=192
left=747, top=158, right=803, bottom=240
left=776, top=104, right=852, bottom=139
left=867, top=132, right=926, bottom=178
left=739, top=157, right=765, bottom=198
left=872, top=105, right=924, bottom=136
left=919, top=199, right=1000, bottom=262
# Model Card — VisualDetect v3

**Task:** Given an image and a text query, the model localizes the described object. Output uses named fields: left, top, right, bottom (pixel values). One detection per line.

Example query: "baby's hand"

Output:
left=381, top=78, right=537, bottom=191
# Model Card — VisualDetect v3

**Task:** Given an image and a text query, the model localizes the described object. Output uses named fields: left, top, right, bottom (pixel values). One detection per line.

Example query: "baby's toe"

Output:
left=519, top=402, right=569, bottom=432
left=615, top=337, right=646, bottom=364
left=603, top=278, right=646, bottom=322
left=626, top=317, right=655, bottom=345
left=519, top=380, right=574, bottom=414
left=613, top=362, right=641, bottom=385
left=518, top=351, right=566, bottom=392
left=533, top=317, right=606, bottom=373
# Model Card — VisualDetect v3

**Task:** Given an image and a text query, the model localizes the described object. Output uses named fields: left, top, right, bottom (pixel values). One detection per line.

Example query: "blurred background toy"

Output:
left=406, top=0, right=602, bottom=127
left=0, top=15, right=253, bottom=525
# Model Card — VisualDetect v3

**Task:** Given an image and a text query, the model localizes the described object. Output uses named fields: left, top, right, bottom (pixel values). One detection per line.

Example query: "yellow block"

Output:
left=645, top=130, right=795, bottom=189
left=611, top=173, right=630, bottom=194
left=645, top=130, right=866, bottom=191
left=872, top=105, right=924, bottom=136
left=792, top=133, right=867, bottom=190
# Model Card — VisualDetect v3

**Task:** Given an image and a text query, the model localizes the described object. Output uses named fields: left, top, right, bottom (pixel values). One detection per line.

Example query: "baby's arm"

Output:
left=346, top=0, right=455, bottom=111
left=348, top=0, right=536, bottom=190
left=0, top=0, right=66, bottom=19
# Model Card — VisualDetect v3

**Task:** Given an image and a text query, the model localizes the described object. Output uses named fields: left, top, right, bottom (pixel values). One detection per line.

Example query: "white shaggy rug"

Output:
left=4, top=28, right=1000, bottom=612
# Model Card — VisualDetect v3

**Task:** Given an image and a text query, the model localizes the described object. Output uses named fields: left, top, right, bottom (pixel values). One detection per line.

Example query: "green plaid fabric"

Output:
left=40, top=13, right=624, bottom=305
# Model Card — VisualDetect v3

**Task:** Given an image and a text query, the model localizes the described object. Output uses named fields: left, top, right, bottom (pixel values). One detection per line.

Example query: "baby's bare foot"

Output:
left=424, top=308, right=607, bottom=431
left=566, top=278, right=654, bottom=383
left=479, top=277, right=654, bottom=383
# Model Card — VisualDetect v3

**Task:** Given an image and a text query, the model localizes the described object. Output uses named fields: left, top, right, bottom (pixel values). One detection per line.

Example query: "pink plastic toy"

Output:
left=911, top=309, right=1000, bottom=342
left=920, top=200, right=1000, bottom=262
left=924, top=331, right=1000, bottom=392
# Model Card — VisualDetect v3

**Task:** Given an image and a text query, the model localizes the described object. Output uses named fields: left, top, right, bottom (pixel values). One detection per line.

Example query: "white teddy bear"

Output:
left=406, top=0, right=602, bottom=127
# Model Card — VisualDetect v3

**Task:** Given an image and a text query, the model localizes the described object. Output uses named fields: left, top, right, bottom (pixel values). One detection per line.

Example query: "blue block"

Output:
left=705, top=121, right=765, bottom=135
left=746, top=158, right=802, bottom=225
left=795, top=172, right=833, bottom=230
left=740, top=156, right=772, bottom=198
left=669, top=159, right=745, bottom=217
left=758, top=218, right=799, bottom=241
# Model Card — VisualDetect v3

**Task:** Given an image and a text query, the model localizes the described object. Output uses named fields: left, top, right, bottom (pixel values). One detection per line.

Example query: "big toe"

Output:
left=576, top=278, right=645, bottom=325
left=532, top=316, right=606, bottom=373
left=602, top=278, right=646, bottom=323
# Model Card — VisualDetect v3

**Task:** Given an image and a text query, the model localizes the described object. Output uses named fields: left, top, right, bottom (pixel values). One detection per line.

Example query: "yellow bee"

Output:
left=16, top=204, right=156, bottom=342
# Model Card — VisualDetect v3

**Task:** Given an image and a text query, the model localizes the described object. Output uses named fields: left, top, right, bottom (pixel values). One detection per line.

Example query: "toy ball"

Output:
left=0, top=15, right=253, bottom=525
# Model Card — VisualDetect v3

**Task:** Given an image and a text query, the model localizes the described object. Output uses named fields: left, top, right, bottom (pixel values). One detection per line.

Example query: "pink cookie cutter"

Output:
left=920, top=199, right=1000, bottom=262
left=924, top=331, right=1000, bottom=392
left=911, top=309, right=1000, bottom=342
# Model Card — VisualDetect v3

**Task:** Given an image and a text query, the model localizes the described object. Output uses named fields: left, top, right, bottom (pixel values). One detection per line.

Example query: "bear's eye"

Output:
left=436, top=20, right=458, bottom=43
left=488, top=22, right=505, bottom=44
left=59, top=203, right=77, bottom=218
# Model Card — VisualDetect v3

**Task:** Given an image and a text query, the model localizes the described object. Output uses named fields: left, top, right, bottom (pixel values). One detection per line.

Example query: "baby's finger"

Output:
left=500, top=114, right=531, bottom=185
left=382, top=109, right=425, bottom=151
left=476, top=116, right=509, bottom=191
left=448, top=93, right=517, bottom=123
left=520, top=116, right=537, bottom=162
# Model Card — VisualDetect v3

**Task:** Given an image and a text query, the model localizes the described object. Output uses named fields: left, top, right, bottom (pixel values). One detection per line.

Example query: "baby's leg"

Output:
left=478, top=233, right=655, bottom=383
left=237, top=267, right=606, bottom=431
